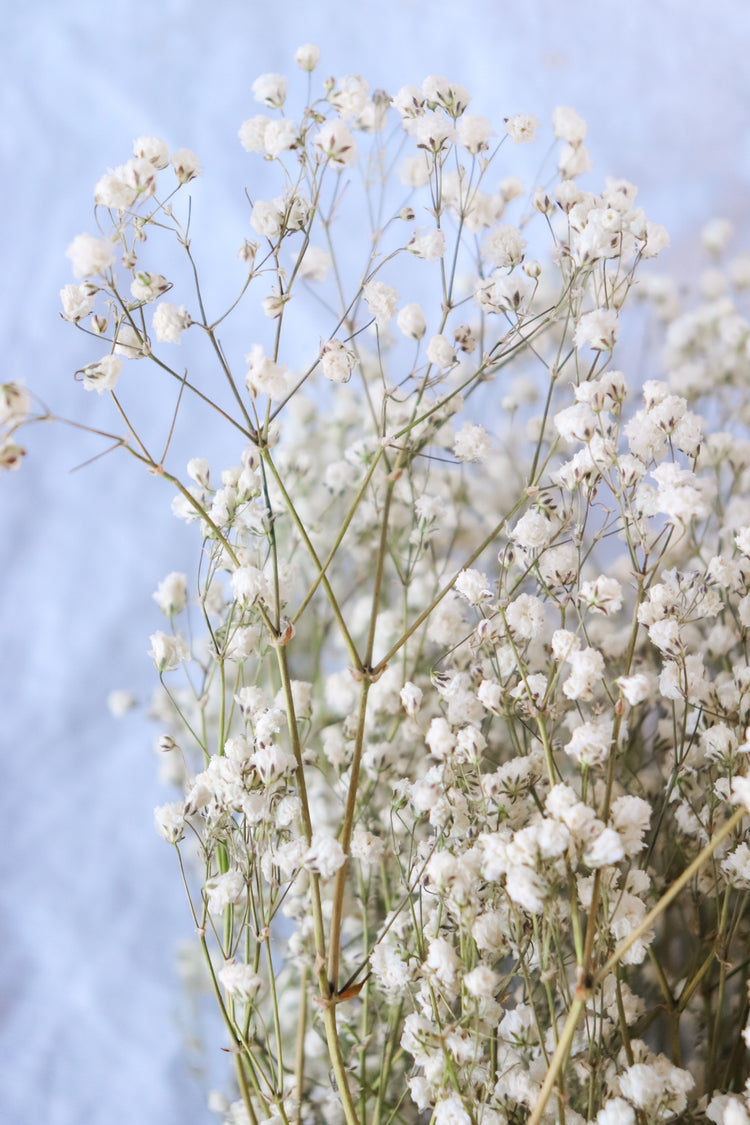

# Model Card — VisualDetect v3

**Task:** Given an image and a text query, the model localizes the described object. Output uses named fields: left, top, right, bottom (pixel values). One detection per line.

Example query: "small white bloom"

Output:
left=397, top=303, right=426, bottom=339
left=60, top=283, right=95, bottom=321
left=505, top=113, right=540, bottom=144
left=66, top=233, right=115, bottom=279
left=313, top=118, right=359, bottom=167
left=483, top=224, right=526, bottom=268
left=617, top=674, right=650, bottom=705
left=133, top=136, right=170, bottom=169
left=153, top=572, right=188, bottom=616
left=565, top=718, right=613, bottom=767
left=154, top=802, right=185, bottom=844
left=457, top=114, right=492, bottom=153
left=206, top=869, right=246, bottom=914
left=218, top=961, right=262, bottom=999
left=304, top=834, right=347, bottom=878
left=320, top=339, right=357, bottom=383
left=263, top=118, right=298, bottom=157
left=171, top=148, right=201, bottom=184
left=400, top=682, right=423, bottom=716
left=574, top=308, right=620, bottom=351
left=505, top=593, right=545, bottom=639
left=80, top=355, right=122, bottom=394
left=363, top=280, right=399, bottom=327
left=426, top=333, right=456, bottom=369
left=731, top=775, right=750, bottom=813
left=408, top=228, right=446, bottom=261
left=553, top=106, right=587, bottom=146
left=455, top=568, right=492, bottom=605
left=252, top=73, right=287, bottom=109
left=295, top=43, right=320, bottom=71
left=130, top=272, right=171, bottom=303
left=0, top=438, right=25, bottom=471
left=0, top=382, right=31, bottom=425
left=94, top=167, right=137, bottom=210
left=148, top=631, right=190, bottom=672
left=329, top=74, right=370, bottom=119
left=453, top=422, right=491, bottom=463
left=238, top=115, right=271, bottom=153
left=153, top=302, right=190, bottom=344
left=245, top=344, right=291, bottom=401
left=231, top=565, right=271, bottom=606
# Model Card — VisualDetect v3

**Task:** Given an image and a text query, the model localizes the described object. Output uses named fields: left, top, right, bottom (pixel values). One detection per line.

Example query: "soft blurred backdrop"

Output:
left=2, top=1, right=749, bottom=1121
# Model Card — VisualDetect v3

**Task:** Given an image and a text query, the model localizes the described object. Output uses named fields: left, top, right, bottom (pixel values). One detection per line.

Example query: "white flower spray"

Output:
left=9, top=44, right=750, bottom=1125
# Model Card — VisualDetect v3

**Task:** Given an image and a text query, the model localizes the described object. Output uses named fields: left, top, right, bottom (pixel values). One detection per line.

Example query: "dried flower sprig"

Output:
left=9, top=45, right=750, bottom=1125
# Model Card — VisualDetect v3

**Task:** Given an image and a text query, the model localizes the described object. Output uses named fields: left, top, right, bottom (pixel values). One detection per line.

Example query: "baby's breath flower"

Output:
left=553, top=105, right=587, bottom=146
left=483, top=224, right=526, bottom=268
left=79, top=355, right=122, bottom=394
left=320, top=338, right=357, bottom=383
left=453, top=422, right=491, bottom=462
left=148, top=631, right=189, bottom=672
left=294, top=43, right=320, bottom=72
left=252, top=73, right=287, bottom=109
left=426, top=333, right=456, bottom=369
left=0, top=437, right=25, bottom=471
left=363, top=280, right=399, bottom=327
left=457, top=114, right=492, bottom=154
left=303, top=834, right=346, bottom=878
left=133, top=136, right=169, bottom=169
left=218, top=961, right=262, bottom=999
left=397, top=302, right=426, bottom=339
left=154, top=802, right=185, bottom=844
left=313, top=118, right=358, bottom=167
left=238, top=115, right=271, bottom=153
left=152, top=302, right=190, bottom=344
left=574, top=308, right=620, bottom=351
left=170, top=147, right=201, bottom=184
left=60, top=282, right=95, bottom=321
left=153, top=572, right=188, bottom=616
left=505, top=113, right=540, bottom=144
left=0, top=382, right=31, bottom=426
left=66, top=233, right=115, bottom=278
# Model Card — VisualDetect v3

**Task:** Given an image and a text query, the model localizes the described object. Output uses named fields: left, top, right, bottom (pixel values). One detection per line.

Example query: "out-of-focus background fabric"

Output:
left=2, top=1, right=749, bottom=1121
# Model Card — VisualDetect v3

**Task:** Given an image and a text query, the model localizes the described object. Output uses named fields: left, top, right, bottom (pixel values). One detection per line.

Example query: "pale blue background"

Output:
left=2, top=1, right=750, bottom=1121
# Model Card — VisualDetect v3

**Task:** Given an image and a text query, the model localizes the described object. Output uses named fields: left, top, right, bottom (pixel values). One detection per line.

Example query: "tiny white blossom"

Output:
left=218, top=961, right=262, bottom=999
left=505, top=113, right=540, bottom=144
left=294, top=43, right=320, bottom=71
left=153, top=302, right=190, bottom=344
left=79, top=355, right=122, bottom=394
left=553, top=106, right=587, bottom=146
left=153, top=572, right=188, bottom=616
left=133, top=136, right=170, bottom=169
left=426, top=334, right=457, bottom=369
left=148, top=631, right=190, bottom=672
left=252, top=73, right=287, bottom=109
left=455, top=568, right=492, bottom=605
left=363, top=280, right=399, bottom=327
left=154, top=802, right=185, bottom=844
left=408, top=228, right=446, bottom=261
left=304, top=834, right=347, bottom=878
left=574, top=308, right=620, bottom=351
left=66, top=233, right=115, bottom=279
left=320, top=339, right=357, bottom=383
left=313, top=119, right=358, bottom=168
left=171, top=148, right=201, bottom=184
left=453, top=422, right=491, bottom=463
left=397, top=303, right=426, bottom=339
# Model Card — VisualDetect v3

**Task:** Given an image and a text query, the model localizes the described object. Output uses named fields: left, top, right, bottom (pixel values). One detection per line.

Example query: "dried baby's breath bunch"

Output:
left=9, top=43, right=750, bottom=1125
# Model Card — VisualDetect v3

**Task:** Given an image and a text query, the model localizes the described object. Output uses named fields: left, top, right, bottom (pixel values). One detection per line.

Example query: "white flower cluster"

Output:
left=24, top=45, right=750, bottom=1125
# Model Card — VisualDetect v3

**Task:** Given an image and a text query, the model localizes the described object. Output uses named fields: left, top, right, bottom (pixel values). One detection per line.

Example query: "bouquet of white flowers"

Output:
left=7, top=44, right=750, bottom=1125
